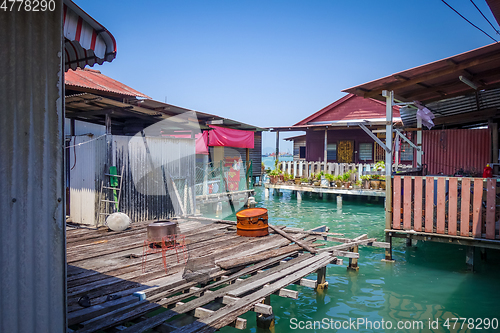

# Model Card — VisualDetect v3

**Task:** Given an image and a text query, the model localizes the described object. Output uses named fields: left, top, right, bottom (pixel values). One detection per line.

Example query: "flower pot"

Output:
left=362, top=179, right=371, bottom=189
left=379, top=179, right=386, bottom=190
left=343, top=181, right=351, bottom=189
left=320, top=176, right=329, bottom=187
left=336, top=180, right=343, bottom=188
left=295, top=177, right=301, bottom=185
left=370, top=180, right=381, bottom=190
left=313, top=181, right=321, bottom=186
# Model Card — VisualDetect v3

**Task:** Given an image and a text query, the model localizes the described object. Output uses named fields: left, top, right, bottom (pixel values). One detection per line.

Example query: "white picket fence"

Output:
left=280, top=161, right=412, bottom=179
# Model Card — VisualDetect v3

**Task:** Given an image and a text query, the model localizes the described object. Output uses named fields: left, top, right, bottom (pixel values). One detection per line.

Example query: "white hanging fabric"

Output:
left=414, top=100, right=435, bottom=129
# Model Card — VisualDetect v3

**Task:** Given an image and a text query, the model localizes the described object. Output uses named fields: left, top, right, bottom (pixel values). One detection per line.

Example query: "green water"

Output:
left=214, top=187, right=500, bottom=333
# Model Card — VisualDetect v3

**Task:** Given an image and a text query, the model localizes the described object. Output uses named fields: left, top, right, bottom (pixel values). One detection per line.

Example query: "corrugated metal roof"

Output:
left=65, top=68, right=151, bottom=98
left=63, top=0, right=116, bottom=70
left=1, top=5, right=66, bottom=332
left=294, top=94, right=400, bottom=126
left=343, top=42, right=500, bottom=104
left=400, top=87, right=500, bottom=128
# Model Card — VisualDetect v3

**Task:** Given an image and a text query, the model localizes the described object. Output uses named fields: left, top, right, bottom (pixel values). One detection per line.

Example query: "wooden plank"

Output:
left=215, top=242, right=322, bottom=270
left=117, top=253, right=326, bottom=333
left=174, top=253, right=336, bottom=333
left=436, top=177, right=446, bottom=234
left=425, top=177, right=434, bottom=233
left=393, top=176, right=401, bottom=229
left=448, top=178, right=458, bottom=236
left=486, top=178, right=496, bottom=240
left=472, top=178, right=483, bottom=238
left=268, top=224, right=317, bottom=253
left=403, top=176, right=412, bottom=230
left=413, top=176, right=423, bottom=232
left=461, top=178, right=471, bottom=237
left=318, top=238, right=376, bottom=253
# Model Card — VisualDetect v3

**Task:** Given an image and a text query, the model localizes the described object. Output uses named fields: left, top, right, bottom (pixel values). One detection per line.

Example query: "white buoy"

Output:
left=106, top=212, right=131, bottom=231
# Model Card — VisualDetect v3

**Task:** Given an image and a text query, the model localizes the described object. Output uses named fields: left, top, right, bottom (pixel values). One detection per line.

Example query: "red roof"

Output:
left=65, top=68, right=151, bottom=99
left=294, top=94, right=400, bottom=126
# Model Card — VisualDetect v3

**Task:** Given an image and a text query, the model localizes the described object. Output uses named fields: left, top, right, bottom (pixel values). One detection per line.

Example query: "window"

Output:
left=400, top=142, right=414, bottom=161
left=293, top=148, right=299, bottom=157
left=359, top=143, right=373, bottom=161
left=299, top=146, right=306, bottom=159
left=327, top=143, right=336, bottom=161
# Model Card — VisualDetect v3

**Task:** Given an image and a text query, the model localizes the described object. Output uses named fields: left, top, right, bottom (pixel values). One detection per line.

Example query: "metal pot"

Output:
left=147, top=221, right=178, bottom=241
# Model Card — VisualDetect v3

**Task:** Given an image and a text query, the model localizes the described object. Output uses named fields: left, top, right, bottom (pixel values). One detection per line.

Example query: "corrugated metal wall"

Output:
left=117, top=136, right=196, bottom=222
left=422, top=129, right=490, bottom=175
left=69, top=135, right=196, bottom=225
left=0, top=5, right=66, bottom=333
left=69, top=136, right=106, bottom=224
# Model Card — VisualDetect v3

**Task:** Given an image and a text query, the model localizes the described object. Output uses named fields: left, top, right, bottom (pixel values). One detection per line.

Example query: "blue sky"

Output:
left=79, top=0, right=499, bottom=152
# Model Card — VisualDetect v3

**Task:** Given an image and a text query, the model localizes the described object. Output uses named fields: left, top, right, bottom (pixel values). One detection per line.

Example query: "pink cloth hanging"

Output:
left=208, top=125, right=254, bottom=148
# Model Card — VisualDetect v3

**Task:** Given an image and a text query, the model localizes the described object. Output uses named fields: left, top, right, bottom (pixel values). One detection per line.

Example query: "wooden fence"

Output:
left=392, top=176, right=499, bottom=240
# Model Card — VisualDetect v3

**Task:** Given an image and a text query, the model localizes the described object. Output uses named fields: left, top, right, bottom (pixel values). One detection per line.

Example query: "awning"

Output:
left=342, top=42, right=500, bottom=104
left=63, top=0, right=117, bottom=71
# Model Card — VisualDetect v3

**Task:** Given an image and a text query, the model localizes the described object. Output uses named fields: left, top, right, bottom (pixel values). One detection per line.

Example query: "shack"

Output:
left=343, top=41, right=500, bottom=270
left=65, top=69, right=264, bottom=226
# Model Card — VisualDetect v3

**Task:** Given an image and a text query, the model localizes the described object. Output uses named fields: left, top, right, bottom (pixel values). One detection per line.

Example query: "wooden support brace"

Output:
left=348, top=245, right=359, bottom=271
left=175, top=301, right=247, bottom=329
left=222, top=296, right=273, bottom=315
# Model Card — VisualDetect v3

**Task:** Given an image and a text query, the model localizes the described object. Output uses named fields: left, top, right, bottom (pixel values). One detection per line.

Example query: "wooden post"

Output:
left=275, top=131, right=279, bottom=161
left=383, top=90, right=393, bottom=233
left=384, top=233, right=394, bottom=262
left=416, top=117, right=422, bottom=167
left=466, top=246, right=475, bottom=272
left=256, top=296, right=275, bottom=329
left=246, top=148, right=250, bottom=189
left=348, top=246, right=359, bottom=271
left=316, top=266, right=328, bottom=290
left=406, top=237, right=412, bottom=247
left=265, top=188, right=269, bottom=199
left=324, top=128, right=328, bottom=164
left=337, top=195, right=342, bottom=209
left=297, top=191, right=302, bottom=202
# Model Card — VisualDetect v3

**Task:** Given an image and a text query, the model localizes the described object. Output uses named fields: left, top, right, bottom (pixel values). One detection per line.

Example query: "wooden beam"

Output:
left=268, top=224, right=318, bottom=254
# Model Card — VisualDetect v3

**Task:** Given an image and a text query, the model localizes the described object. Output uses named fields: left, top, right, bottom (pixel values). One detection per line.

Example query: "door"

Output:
left=337, top=140, right=354, bottom=163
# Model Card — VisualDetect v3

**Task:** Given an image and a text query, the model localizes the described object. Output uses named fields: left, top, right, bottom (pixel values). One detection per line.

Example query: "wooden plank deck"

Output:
left=265, top=183, right=386, bottom=197
left=67, top=217, right=387, bottom=332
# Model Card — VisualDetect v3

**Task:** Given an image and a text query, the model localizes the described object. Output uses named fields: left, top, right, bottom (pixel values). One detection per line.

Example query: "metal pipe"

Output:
left=383, top=90, right=393, bottom=231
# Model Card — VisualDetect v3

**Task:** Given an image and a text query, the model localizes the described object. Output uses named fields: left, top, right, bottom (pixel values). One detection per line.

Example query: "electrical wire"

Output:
left=469, top=0, right=500, bottom=35
left=440, top=0, right=498, bottom=43
left=65, top=134, right=106, bottom=148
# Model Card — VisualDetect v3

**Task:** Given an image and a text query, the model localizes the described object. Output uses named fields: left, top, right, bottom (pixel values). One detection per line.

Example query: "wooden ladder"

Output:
left=98, top=165, right=124, bottom=225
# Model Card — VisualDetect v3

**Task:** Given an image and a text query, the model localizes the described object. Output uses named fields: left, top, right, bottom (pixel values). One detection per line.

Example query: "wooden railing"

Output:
left=392, top=176, right=499, bottom=240
left=279, top=161, right=413, bottom=179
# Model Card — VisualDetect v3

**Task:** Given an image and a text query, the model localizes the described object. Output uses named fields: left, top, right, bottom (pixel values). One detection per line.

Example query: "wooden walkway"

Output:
left=67, top=217, right=387, bottom=332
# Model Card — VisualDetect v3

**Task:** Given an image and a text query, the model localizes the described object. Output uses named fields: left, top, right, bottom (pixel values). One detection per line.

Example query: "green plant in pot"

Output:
left=370, top=174, right=381, bottom=190
left=379, top=175, right=386, bottom=190
left=334, top=175, right=343, bottom=188
left=268, top=168, right=282, bottom=184
left=374, top=160, right=385, bottom=171
left=342, top=171, right=351, bottom=188
left=325, top=173, right=334, bottom=187
left=360, top=175, right=371, bottom=189
left=354, top=179, right=362, bottom=189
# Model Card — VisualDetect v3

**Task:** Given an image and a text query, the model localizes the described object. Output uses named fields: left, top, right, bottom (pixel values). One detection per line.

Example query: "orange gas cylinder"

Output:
left=236, top=208, right=269, bottom=237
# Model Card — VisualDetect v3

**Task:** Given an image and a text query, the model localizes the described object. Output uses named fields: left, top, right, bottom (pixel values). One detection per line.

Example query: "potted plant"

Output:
left=294, top=176, right=301, bottom=185
left=325, top=173, right=335, bottom=187
left=353, top=180, right=362, bottom=189
left=379, top=175, right=386, bottom=190
left=334, top=175, right=343, bottom=188
left=342, top=171, right=351, bottom=189
left=269, top=169, right=282, bottom=184
left=300, top=177, right=309, bottom=185
left=350, top=168, right=357, bottom=182
left=360, top=175, right=371, bottom=189
left=374, top=160, right=385, bottom=171
left=370, top=174, right=381, bottom=190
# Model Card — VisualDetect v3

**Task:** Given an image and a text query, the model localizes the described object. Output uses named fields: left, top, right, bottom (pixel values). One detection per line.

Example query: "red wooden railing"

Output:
left=392, top=176, right=499, bottom=240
